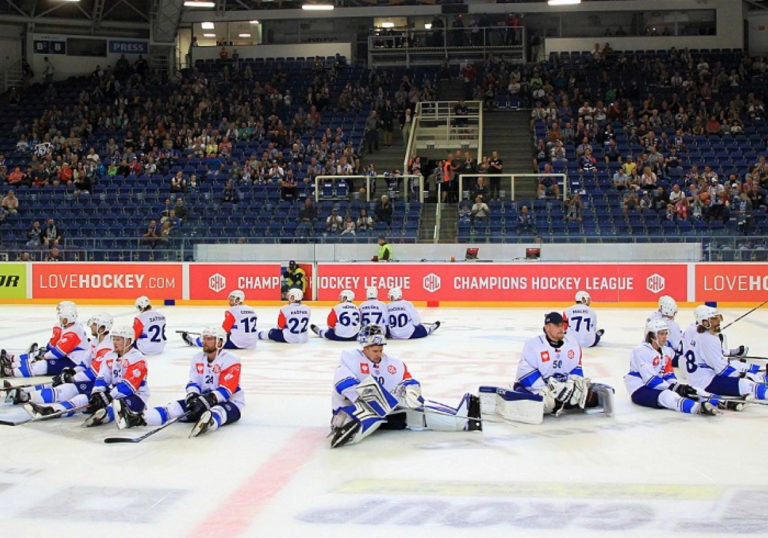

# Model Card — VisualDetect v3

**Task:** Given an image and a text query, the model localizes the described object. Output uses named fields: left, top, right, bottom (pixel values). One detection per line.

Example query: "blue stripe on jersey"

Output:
left=627, top=371, right=642, bottom=379
left=41, top=387, right=55, bottom=403
left=114, top=380, right=135, bottom=397
left=646, top=376, right=664, bottom=389
left=721, top=365, right=737, bottom=377
left=662, top=373, right=677, bottom=383
left=570, top=366, right=584, bottom=377
left=215, top=387, right=230, bottom=401
left=186, top=382, right=201, bottom=393
left=518, top=369, right=542, bottom=389
left=50, top=346, right=67, bottom=359
left=400, top=379, right=420, bottom=388
left=94, top=379, right=108, bottom=392
left=680, top=399, right=696, bottom=414
left=156, top=406, right=169, bottom=423
left=335, top=377, right=360, bottom=394
left=748, top=364, right=760, bottom=374
left=83, top=368, right=96, bottom=381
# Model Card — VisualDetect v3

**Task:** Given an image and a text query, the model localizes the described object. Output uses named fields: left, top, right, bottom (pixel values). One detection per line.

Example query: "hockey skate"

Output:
left=596, top=329, right=605, bottom=337
left=310, top=324, right=321, bottom=335
left=329, top=419, right=360, bottom=448
left=114, top=399, right=146, bottom=429
left=0, top=349, right=13, bottom=376
left=24, top=401, right=55, bottom=419
left=427, top=321, right=441, bottom=333
left=27, top=342, right=39, bottom=356
left=179, top=332, right=196, bottom=347
left=189, top=410, right=215, bottom=438
left=699, top=401, right=720, bottom=416
left=8, top=382, right=29, bottom=405
left=716, top=395, right=751, bottom=412
left=82, top=408, right=108, bottom=427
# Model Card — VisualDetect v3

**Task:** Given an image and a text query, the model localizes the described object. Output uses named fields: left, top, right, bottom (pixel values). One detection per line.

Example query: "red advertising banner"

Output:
left=316, top=263, right=687, bottom=302
left=695, top=264, right=768, bottom=302
left=189, top=264, right=286, bottom=300
left=33, top=263, right=182, bottom=299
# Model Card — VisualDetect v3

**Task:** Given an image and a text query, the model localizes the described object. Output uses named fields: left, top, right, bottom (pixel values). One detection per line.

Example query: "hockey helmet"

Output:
left=91, top=312, right=114, bottom=334
left=695, top=305, right=719, bottom=327
left=201, top=325, right=227, bottom=349
left=135, top=295, right=151, bottom=311
left=365, top=286, right=378, bottom=300
left=358, top=324, right=387, bottom=347
left=287, top=288, right=303, bottom=302
left=111, top=325, right=135, bottom=344
left=56, top=300, right=76, bottom=315
left=339, top=289, right=355, bottom=303
left=388, top=287, right=403, bottom=301
left=645, top=318, right=668, bottom=337
left=228, top=289, right=245, bottom=305
left=57, top=303, right=78, bottom=325
left=658, top=295, right=678, bottom=317
left=575, top=290, right=591, bottom=305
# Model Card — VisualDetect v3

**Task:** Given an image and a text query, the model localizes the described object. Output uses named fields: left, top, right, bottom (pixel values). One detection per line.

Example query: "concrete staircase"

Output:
left=483, top=109, right=536, bottom=201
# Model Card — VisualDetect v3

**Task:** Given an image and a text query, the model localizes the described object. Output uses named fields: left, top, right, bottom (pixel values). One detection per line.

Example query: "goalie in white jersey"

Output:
left=512, top=312, right=614, bottom=418
left=133, top=296, right=167, bottom=355
left=181, top=290, right=259, bottom=349
left=385, top=287, right=439, bottom=339
left=563, top=291, right=604, bottom=348
left=330, top=324, right=481, bottom=448
left=625, top=318, right=719, bottom=415
left=682, top=306, right=768, bottom=401
left=259, top=288, right=311, bottom=343
left=646, top=295, right=682, bottom=366
left=359, top=287, right=388, bottom=328
left=311, top=289, right=361, bottom=341
left=114, top=326, right=244, bottom=437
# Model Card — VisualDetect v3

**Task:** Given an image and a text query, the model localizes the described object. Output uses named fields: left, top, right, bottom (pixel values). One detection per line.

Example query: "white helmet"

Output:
left=287, top=288, right=303, bottom=302
left=658, top=295, right=678, bottom=317
left=228, top=290, right=245, bottom=305
left=111, top=325, right=135, bottom=343
left=645, top=318, right=668, bottom=337
left=339, top=289, right=355, bottom=303
left=135, top=295, right=151, bottom=311
left=388, top=287, right=403, bottom=301
left=358, top=324, right=387, bottom=347
left=366, top=286, right=378, bottom=300
left=201, top=325, right=227, bottom=349
left=58, top=303, right=78, bottom=325
left=695, top=305, right=718, bottom=326
left=575, top=290, right=591, bottom=305
left=91, top=312, right=114, bottom=334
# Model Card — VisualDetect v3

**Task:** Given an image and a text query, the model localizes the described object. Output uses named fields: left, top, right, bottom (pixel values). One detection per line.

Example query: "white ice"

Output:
left=1, top=304, right=767, bottom=538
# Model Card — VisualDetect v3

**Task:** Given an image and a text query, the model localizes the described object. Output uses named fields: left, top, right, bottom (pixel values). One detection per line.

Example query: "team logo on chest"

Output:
left=653, top=356, right=660, bottom=367
left=567, top=349, right=574, bottom=359
left=360, top=363, right=370, bottom=374
left=541, top=351, right=550, bottom=362
left=387, top=365, right=396, bottom=375
left=213, top=364, right=221, bottom=374
left=121, top=358, right=130, bottom=368
left=196, top=363, right=204, bottom=374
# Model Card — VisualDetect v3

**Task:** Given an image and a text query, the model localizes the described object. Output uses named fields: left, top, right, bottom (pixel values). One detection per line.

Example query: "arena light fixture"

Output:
left=381, top=22, right=395, bottom=28
left=250, top=20, right=260, bottom=24
left=547, top=0, right=581, bottom=5
left=302, top=3, right=334, bottom=10
left=238, top=33, right=251, bottom=38
left=424, top=23, right=432, bottom=30
left=202, top=33, right=216, bottom=37
left=184, top=1, right=216, bottom=7
left=201, top=21, right=215, bottom=29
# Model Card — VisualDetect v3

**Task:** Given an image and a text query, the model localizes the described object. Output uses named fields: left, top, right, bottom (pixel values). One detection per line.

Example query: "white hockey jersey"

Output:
left=386, top=299, right=422, bottom=339
left=687, top=329, right=750, bottom=389
left=223, top=304, right=259, bottom=349
left=80, top=334, right=114, bottom=382
left=133, top=310, right=167, bottom=355
left=646, top=310, right=682, bottom=355
left=332, top=348, right=413, bottom=412
left=44, top=321, right=92, bottom=368
left=359, top=299, right=389, bottom=327
left=277, top=303, right=312, bottom=343
left=186, top=349, right=245, bottom=408
left=515, top=333, right=583, bottom=394
left=327, top=302, right=361, bottom=339
left=624, top=342, right=676, bottom=395
left=563, top=304, right=598, bottom=348
left=93, top=347, right=150, bottom=403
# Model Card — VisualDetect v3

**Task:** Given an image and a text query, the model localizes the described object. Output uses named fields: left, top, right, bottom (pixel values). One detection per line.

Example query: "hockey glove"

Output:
left=51, top=367, right=76, bottom=387
left=734, top=345, right=749, bottom=358
left=187, top=392, right=218, bottom=421
left=547, top=378, right=575, bottom=404
left=86, top=391, right=112, bottom=414
left=569, top=376, right=591, bottom=408
left=670, top=383, right=698, bottom=398
left=393, top=380, right=423, bottom=409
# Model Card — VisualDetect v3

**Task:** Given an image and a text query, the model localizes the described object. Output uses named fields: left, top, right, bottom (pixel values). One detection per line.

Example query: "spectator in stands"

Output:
left=707, top=178, right=726, bottom=222
left=364, top=110, right=380, bottom=154
left=1, top=190, right=18, bottom=214
left=375, top=194, right=393, bottom=225
left=471, top=176, right=489, bottom=201
left=565, top=192, right=583, bottom=223
left=223, top=181, right=239, bottom=204
left=26, top=220, right=42, bottom=248
left=374, top=235, right=392, bottom=261
left=16, top=251, right=31, bottom=262
left=612, top=168, right=630, bottom=191
left=652, top=186, right=670, bottom=212
left=471, top=195, right=490, bottom=222
left=173, top=198, right=188, bottom=223
left=379, top=99, right=395, bottom=147
left=7, top=166, right=24, bottom=186
left=44, top=246, right=61, bottom=262
left=170, top=171, right=186, bottom=193
left=142, top=220, right=159, bottom=249
left=279, top=171, right=298, bottom=201
left=458, top=200, right=472, bottom=224
left=488, top=150, right=503, bottom=198
left=517, top=205, right=535, bottom=233
left=537, top=164, right=561, bottom=200
left=675, top=195, right=690, bottom=221
left=550, top=140, right=567, bottom=164
left=748, top=182, right=766, bottom=209
left=320, top=205, right=341, bottom=235
left=356, top=208, right=373, bottom=233
left=622, top=190, right=639, bottom=213
left=43, top=218, right=61, bottom=247
left=640, top=166, right=658, bottom=188
left=340, top=215, right=356, bottom=237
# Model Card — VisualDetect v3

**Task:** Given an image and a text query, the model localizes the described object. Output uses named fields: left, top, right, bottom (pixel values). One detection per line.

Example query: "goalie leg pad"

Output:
left=354, top=376, right=399, bottom=416
left=422, top=398, right=468, bottom=431
left=583, top=383, right=615, bottom=416
left=495, top=388, right=544, bottom=424
left=478, top=386, right=499, bottom=415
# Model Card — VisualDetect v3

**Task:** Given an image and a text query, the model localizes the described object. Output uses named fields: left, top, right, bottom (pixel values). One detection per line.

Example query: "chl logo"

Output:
left=209, top=273, right=226, bottom=293
left=423, top=273, right=441, bottom=293
left=646, top=273, right=666, bottom=294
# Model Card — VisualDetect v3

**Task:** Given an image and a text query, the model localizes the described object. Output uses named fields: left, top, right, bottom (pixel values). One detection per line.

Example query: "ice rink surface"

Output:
left=1, top=303, right=767, bottom=538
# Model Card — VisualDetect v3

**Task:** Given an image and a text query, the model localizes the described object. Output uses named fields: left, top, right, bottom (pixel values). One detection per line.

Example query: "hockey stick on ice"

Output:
left=1, top=380, right=45, bottom=393
left=0, top=403, right=90, bottom=426
left=174, top=331, right=201, bottom=336
left=720, top=300, right=768, bottom=331
left=104, top=413, right=190, bottom=444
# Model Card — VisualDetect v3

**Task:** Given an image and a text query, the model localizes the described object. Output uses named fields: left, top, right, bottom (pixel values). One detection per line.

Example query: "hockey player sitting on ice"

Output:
left=508, top=312, right=614, bottom=420
left=26, top=326, right=150, bottom=425
left=681, top=305, right=767, bottom=403
left=625, top=318, right=720, bottom=415
left=311, top=289, right=361, bottom=341
left=114, top=326, right=244, bottom=438
left=181, top=289, right=258, bottom=349
left=359, top=286, right=388, bottom=328
left=258, top=288, right=311, bottom=343
left=646, top=295, right=683, bottom=366
left=330, top=324, right=481, bottom=448
left=7, top=312, right=114, bottom=407
left=1, top=301, right=90, bottom=379
left=385, top=287, right=439, bottom=340
left=133, top=296, right=167, bottom=355
left=563, top=290, right=604, bottom=348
